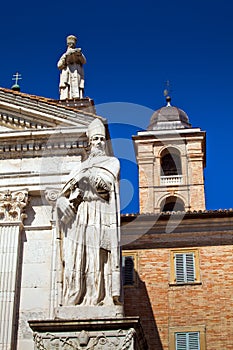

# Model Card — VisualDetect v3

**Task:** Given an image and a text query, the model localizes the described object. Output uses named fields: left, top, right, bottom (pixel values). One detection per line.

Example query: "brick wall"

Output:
left=135, top=132, right=206, bottom=213
left=123, top=245, right=233, bottom=350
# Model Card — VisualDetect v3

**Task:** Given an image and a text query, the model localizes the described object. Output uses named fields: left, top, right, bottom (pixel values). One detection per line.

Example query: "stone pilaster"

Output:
left=44, top=188, right=61, bottom=318
left=0, top=190, right=28, bottom=350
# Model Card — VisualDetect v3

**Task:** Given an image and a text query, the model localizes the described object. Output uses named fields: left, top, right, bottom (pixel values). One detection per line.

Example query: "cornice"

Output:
left=0, top=88, right=104, bottom=130
left=121, top=208, right=233, bottom=219
left=0, top=126, right=89, bottom=158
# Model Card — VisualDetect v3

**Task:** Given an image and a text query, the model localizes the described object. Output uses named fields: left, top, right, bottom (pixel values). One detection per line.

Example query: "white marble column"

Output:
left=0, top=190, right=28, bottom=350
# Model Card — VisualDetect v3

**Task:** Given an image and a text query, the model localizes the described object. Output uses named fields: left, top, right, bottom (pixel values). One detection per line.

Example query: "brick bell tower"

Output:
left=133, top=95, right=206, bottom=213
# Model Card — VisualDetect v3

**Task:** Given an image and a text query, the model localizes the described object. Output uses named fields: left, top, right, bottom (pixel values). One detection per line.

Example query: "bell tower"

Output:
left=133, top=96, right=206, bottom=213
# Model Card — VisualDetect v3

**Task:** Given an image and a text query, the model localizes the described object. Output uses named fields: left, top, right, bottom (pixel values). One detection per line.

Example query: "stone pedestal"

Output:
left=55, top=305, right=124, bottom=320
left=55, top=97, right=96, bottom=114
left=29, top=317, right=148, bottom=350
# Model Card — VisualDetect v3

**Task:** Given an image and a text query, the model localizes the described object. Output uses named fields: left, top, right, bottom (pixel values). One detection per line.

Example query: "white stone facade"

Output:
left=0, top=88, right=107, bottom=350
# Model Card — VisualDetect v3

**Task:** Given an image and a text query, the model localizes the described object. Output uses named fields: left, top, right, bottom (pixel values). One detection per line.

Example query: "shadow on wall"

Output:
left=124, top=271, right=163, bottom=350
left=23, top=199, right=36, bottom=225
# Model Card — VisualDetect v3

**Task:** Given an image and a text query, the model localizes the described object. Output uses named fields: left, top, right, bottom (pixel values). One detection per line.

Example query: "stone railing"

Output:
left=160, top=175, right=183, bottom=186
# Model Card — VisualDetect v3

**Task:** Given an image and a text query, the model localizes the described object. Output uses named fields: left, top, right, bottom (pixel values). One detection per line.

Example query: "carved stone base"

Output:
left=56, top=97, right=96, bottom=114
left=55, top=305, right=124, bottom=320
left=29, top=317, right=148, bottom=350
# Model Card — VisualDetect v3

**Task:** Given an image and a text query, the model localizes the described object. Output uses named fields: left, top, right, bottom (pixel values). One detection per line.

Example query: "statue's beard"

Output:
left=89, top=148, right=106, bottom=158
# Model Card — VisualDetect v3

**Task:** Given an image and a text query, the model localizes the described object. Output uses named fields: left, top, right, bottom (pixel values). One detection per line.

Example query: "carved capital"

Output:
left=44, top=188, right=60, bottom=207
left=0, top=189, right=28, bottom=223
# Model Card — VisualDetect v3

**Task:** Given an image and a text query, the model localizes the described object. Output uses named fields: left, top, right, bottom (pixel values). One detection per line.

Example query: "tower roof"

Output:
left=147, top=97, right=191, bottom=130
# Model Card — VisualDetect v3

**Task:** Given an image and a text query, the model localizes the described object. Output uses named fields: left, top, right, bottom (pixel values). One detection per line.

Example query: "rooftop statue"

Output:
left=57, top=35, right=86, bottom=100
left=56, top=119, right=121, bottom=306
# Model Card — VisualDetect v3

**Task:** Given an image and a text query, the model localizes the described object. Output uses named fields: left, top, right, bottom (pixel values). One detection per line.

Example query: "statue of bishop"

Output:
left=56, top=119, right=121, bottom=307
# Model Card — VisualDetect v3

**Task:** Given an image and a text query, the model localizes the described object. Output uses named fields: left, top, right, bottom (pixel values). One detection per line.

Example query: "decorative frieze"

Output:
left=0, top=140, right=88, bottom=154
left=29, top=318, right=148, bottom=350
left=33, top=328, right=136, bottom=350
left=0, top=112, right=47, bottom=130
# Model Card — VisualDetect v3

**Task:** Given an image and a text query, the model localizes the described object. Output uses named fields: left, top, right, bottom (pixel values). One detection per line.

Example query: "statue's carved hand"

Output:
left=95, top=173, right=112, bottom=191
left=57, top=196, right=75, bottom=222
left=97, top=178, right=110, bottom=191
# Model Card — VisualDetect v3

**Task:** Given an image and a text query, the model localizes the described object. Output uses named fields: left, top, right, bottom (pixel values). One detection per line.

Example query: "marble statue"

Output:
left=56, top=119, right=121, bottom=306
left=57, top=35, right=86, bottom=100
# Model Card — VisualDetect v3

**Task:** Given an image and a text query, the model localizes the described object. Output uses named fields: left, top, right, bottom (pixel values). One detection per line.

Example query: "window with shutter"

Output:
left=175, top=253, right=195, bottom=283
left=170, top=249, right=201, bottom=285
left=169, top=326, right=205, bottom=350
left=122, top=251, right=138, bottom=287
left=122, top=255, right=134, bottom=286
left=175, top=332, right=200, bottom=350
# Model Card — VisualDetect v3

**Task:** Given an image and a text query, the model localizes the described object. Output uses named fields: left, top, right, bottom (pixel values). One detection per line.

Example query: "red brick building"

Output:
left=122, top=97, right=233, bottom=350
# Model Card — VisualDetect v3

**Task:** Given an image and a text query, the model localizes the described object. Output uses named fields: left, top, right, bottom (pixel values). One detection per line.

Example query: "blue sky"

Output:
left=0, top=0, right=233, bottom=212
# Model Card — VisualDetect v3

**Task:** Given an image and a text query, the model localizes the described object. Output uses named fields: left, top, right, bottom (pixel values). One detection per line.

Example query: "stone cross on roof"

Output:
left=12, top=72, right=22, bottom=85
left=11, top=72, right=22, bottom=91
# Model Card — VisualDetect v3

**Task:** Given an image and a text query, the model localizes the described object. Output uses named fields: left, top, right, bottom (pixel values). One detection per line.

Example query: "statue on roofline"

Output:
left=57, top=35, right=86, bottom=100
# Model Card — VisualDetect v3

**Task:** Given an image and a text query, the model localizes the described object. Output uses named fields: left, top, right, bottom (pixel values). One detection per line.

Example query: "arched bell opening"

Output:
left=160, top=196, right=185, bottom=212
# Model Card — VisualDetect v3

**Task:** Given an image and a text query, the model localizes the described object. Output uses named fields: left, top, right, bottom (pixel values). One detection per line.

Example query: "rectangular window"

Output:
left=170, top=249, right=201, bottom=285
left=122, top=251, right=138, bottom=287
left=122, top=255, right=134, bottom=286
left=169, top=326, right=206, bottom=350
left=175, top=252, right=195, bottom=283
left=175, top=332, right=200, bottom=350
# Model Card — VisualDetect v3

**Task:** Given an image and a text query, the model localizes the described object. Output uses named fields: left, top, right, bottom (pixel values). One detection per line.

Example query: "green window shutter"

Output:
left=122, top=256, right=134, bottom=286
left=175, top=253, right=195, bottom=283
left=175, top=332, right=200, bottom=350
